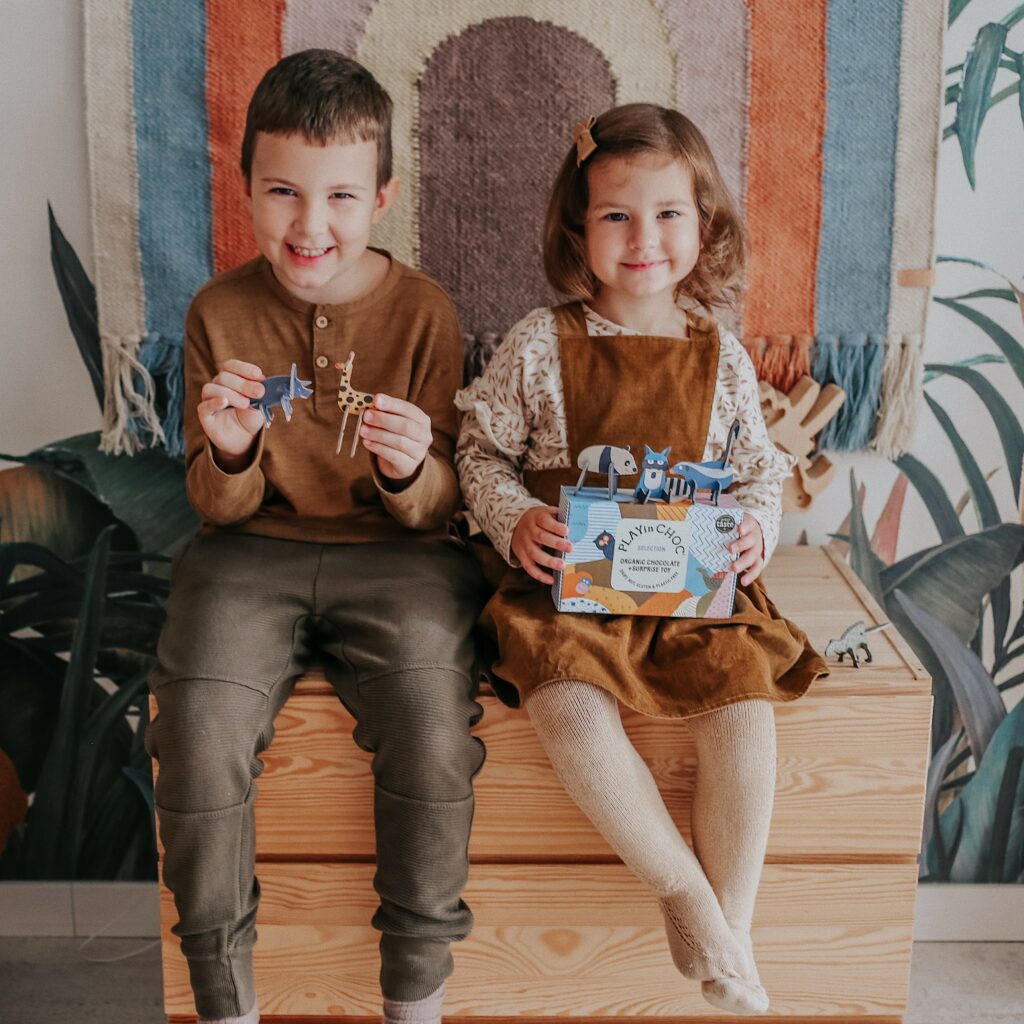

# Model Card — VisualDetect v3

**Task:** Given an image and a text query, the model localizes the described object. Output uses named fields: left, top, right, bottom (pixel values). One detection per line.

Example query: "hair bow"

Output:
left=574, top=116, right=597, bottom=166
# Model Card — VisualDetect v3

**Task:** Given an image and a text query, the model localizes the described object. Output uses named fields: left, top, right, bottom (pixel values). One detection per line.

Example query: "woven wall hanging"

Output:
left=85, top=0, right=943, bottom=459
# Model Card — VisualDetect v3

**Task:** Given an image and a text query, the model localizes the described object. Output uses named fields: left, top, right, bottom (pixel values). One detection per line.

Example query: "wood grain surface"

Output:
left=160, top=862, right=917, bottom=1019
left=153, top=547, right=930, bottom=1021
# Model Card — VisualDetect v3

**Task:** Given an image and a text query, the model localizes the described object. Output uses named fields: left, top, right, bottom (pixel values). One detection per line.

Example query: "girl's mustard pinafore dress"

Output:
left=479, top=301, right=828, bottom=717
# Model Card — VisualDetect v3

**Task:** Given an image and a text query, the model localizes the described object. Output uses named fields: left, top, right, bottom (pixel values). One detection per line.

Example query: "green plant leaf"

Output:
left=1, top=433, right=197, bottom=555
left=921, top=729, right=962, bottom=875
left=1016, top=50, right=1024, bottom=131
left=880, top=523, right=1024, bottom=643
left=924, top=363, right=1023, bottom=499
left=894, top=590, right=1005, bottom=763
left=1004, top=3, right=1024, bottom=31
left=17, top=527, right=114, bottom=878
left=77, top=723, right=149, bottom=879
left=924, top=393, right=1001, bottom=529
left=923, top=392, right=1011, bottom=651
left=989, top=746, right=1024, bottom=882
left=936, top=255, right=1024, bottom=324
left=922, top=353, right=1006, bottom=383
left=932, top=699, right=1024, bottom=882
left=66, top=668, right=151, bottom=875
left=944, top=80, right=1024, bottom=141
left=893, top=453, right=964, bottom=542
left=847, top=471, right=883, bottom=604
left=949, top=0, right=972, bottom=27
left=0, top=641, right=64, bottom=794
left=935, top=298, right=1024, bottom=389
left=48, top=204, right=102, bottom=409
left=0, top=464, right=123, bottom=565
left=939, top=290, right=1017, bottom=304
left=955, top=21, right=1010, bottom=187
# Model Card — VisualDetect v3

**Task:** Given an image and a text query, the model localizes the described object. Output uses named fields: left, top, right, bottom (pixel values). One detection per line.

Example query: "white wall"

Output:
left=2, top=0, right=1021, bottom=553
left=2, top=0, right=97, bottom=457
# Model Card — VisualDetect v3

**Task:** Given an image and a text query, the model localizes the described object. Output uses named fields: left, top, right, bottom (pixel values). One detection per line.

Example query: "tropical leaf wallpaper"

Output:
left=837, top=0, right=1024, bottom=884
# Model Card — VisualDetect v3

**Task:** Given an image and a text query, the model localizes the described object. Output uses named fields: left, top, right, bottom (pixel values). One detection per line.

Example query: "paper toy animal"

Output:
left=574, top=444, right=638, bottom=498
left=667, top=420, right=741, bottom=505
left=249, top=363, right=313, bottom=427
left=335, top=351, right=375, bottom=457
left=825, top=620, right=890, bottom=668
left=633, top=446, right=673, bottom=503
left=594, top=530, right=616, bottom=560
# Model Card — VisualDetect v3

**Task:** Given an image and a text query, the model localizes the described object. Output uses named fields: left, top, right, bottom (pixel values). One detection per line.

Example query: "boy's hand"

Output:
left=197, top=359, right=266, bottom=468
left=730, top=514, right=765, bottom=586
left=361, top=394, right=433, bottom=482
left=512, top=506, right=574, bottom=585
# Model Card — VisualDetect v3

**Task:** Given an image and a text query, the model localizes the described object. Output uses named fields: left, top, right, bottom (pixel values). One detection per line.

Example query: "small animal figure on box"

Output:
left=573, top=444, right=638, bottom=498
left=335, top=351, right=375, bottom=457
left=825, top=620, right=890, bottom=668
left=249, top=363, right=313, bottom=427
left=667, top=419, right=740, bottom=505
left=595, top=530, right=616, bottom=560
left=561, top=570, right=594, bottom=598
left=633, top=446, right=673, bottom=503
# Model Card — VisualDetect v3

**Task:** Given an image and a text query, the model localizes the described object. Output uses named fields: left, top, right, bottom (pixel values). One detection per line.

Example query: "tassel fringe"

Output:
left=99, top=332, right=184, bottom=456
left=811, top=333, right=885, bottom=451
left=742, top=334, right=814, bottom=394
left=871, top=333, right=923, bottom=459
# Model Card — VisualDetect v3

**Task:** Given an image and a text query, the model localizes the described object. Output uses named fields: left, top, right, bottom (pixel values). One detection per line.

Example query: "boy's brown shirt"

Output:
left=184, top=252, right=462, bottom=544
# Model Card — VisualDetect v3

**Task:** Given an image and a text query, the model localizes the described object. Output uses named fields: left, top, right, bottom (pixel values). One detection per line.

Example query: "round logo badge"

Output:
left=715, top=514, right=734, bottom=534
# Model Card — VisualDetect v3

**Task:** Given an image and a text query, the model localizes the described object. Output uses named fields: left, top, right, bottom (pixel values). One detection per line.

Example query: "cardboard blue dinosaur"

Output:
left=249, top=363, right=313, bottom=427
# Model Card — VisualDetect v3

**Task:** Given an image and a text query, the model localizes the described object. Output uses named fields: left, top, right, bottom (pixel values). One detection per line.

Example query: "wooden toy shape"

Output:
left=759, top=376, right=846, bottom=512
left=334, top=351, right=374, bottom=457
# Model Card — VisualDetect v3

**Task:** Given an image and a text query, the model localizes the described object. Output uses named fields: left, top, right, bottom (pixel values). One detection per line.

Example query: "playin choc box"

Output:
left=552, top=486, right=744, bottom=617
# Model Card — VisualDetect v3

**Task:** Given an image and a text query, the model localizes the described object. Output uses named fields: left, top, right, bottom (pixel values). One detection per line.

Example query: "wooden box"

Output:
left=157, top=546, right=931, bottom=1022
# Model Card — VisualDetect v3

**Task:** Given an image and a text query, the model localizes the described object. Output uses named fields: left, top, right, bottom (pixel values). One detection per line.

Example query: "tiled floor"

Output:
left=0, top=938, right=1021, bottom=1023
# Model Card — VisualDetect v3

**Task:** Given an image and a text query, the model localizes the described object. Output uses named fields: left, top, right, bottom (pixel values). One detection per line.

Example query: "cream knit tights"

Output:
left=526, top=680, right=775, bottom=1014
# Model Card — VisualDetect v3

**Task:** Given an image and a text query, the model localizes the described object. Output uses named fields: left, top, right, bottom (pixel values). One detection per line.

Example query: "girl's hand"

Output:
left=729, top=514, right=765, bottom=585
left=197, top=359, right=266, bottom=469
left=512, top=506, right=574, bottom=584
left=361, top=394, right=433, bottom=482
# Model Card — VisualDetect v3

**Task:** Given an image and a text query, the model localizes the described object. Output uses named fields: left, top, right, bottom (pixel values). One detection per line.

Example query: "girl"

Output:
left=455, top=105, right=827, bottom=1016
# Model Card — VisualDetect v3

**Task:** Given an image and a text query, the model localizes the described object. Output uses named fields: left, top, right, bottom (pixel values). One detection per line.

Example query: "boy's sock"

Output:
left=383, top=982, right=446, bottom=1024
left=525, top=679, right=745, bottom=982
left=198, top=999, right=259, bottom=1024
left=688, top=699, right=777, bottom=1015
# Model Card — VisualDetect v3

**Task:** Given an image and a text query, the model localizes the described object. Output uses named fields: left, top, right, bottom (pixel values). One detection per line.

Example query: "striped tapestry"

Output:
left=85, top=0, right=944, bottom=458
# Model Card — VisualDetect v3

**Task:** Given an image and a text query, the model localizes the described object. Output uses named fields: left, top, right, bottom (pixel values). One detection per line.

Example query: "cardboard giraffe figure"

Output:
left=335, top=351, right=374, bottom=457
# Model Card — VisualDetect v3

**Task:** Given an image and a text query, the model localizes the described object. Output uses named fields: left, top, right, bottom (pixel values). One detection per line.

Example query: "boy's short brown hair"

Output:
left=543, top=103, right=745, bottom=311
left=240, top=49, right=393, bottom=189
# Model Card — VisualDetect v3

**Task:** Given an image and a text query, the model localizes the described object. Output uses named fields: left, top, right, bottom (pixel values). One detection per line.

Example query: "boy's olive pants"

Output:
left=146, top=532, right=487, bottom=1021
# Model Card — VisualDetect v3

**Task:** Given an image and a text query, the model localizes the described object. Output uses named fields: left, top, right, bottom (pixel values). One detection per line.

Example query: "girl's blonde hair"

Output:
left=543, top=103, right=745, bottom=311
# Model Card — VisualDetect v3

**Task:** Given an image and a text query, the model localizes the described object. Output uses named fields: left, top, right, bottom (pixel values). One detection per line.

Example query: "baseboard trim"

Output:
left=913, top=884, right=1024, bottom=940
left=0, top=881, right=159, bottom=937
left=2, top=881, right=1022, bottom=940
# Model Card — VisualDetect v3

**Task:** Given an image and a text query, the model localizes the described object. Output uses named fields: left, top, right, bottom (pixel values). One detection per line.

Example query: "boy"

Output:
left=146, top=50, right=486, bottom=1024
